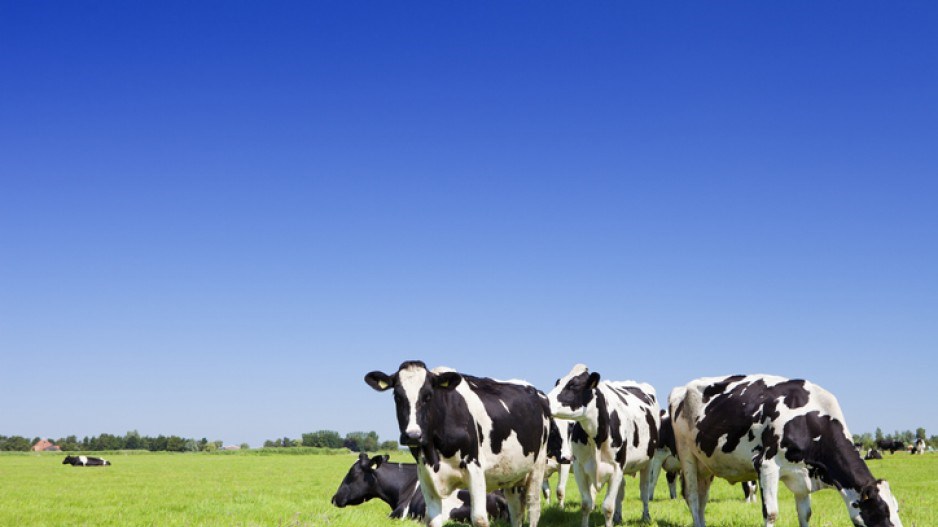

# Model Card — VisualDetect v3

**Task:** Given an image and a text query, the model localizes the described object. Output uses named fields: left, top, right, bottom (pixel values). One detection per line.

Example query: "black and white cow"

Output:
left=62, top=455, right=110, bottom=466
left=649, top=412, right=758, bottom=503
left=876, top=440, right=905, bottom=455
left=365, top=361, right=550, bottom=527
left=546, top=364, right=660, bottom=527
left=865, top=449, right=884, bottom=460
left=543, top=418, right=573, bottom=508
left=911, top=439, right=925, bottom=455
left=331, top=453, right=508, bottom=522
left=670, top=374, right=903, bottom=527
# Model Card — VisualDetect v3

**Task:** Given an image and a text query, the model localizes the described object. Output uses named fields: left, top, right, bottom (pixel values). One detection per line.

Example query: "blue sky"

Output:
left=2, top=2, right=936, bottom=448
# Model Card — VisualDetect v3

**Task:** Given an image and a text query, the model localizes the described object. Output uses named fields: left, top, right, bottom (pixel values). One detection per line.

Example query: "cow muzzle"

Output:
left=401, top=430, right=423, bottom=447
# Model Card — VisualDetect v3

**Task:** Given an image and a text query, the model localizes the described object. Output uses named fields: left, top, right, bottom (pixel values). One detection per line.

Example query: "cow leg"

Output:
left=526, top=459, right=546, bottom=527
left=680, top=456, right=705, bottom=527
left=425, top=494, right=446, bottom=527
left=573, top=463, right=595, bottom=527
left=666, top=472, right=678, bottom=500
left=695, top=472, right=713, bottom=523
left=542, top=478, right=551, bottom=504
left=466, top=469, right=492, bottom=527
left=602, top=469, right=624, bottom=527
left=781, top=470, right=812, bottom=527
left=758, top=463, right=781, bottom=527
left=504, top=488, right=524, bottom=527
left=647, top=451, right=665, bottom=501
left=557, top=463, right=570, bottom=508
left=639, top=465, right=652, bottom=521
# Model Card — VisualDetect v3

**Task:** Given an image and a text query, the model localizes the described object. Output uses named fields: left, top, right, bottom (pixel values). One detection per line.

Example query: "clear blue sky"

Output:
left=2, top=2, right=936, bottom=448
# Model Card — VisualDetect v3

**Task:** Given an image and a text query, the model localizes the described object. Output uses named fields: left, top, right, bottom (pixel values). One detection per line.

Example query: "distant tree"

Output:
left=213, top=440, right=223, bottom=450
left=915, top=428, right=926, bottom=441
left=263, top=440, right=277, bottom=448
left=344, top=431, right=379, bottom=453
left=239, top=443, right=250, bottom=450
left=125, top=430, right=141, bottom=450
left=198, top=438, right=209, bottom=451
left=166, top=436, right=187, bottom=452
left=379, top=440, right=399, bottom=451
left=875, top=427, right=884, bottom=442
left=203, top=442, right=218, bottom=452
left=302, top=430, right=343, bottom=448
left=1, top=436, right=32, bottom=451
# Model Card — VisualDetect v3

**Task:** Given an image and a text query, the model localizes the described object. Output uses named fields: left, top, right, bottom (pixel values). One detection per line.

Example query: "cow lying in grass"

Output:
left=62, top=455, right=110, bottom=466
left=331, top=453, right=509, bottom=523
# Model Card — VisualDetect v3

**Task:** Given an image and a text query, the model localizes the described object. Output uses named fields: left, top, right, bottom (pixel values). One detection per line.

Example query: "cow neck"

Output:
left=375, top=462, right=418, bottom=512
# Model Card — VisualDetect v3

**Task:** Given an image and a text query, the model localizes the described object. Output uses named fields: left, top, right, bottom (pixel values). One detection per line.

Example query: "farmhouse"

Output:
left=31, top=439, right=61, bottom=452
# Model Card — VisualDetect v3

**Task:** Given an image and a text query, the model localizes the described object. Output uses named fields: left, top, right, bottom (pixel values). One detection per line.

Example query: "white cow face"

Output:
left=365, top=361, right=461, bottom=448
left=547, top=364, right=600, bottom=421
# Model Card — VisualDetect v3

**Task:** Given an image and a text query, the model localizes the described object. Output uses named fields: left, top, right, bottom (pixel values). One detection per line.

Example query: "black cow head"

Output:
left=849, top=480, right=902, bottom=527
left=365, top=361, right=462, bottom=448
left=62, top=455, right=74, bottom=465
left=547, top=364, right=600, bottom=420
left=331, top=452, right=390, bottom=507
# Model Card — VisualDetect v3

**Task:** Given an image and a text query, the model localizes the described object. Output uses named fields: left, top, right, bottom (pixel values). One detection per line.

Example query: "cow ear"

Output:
left=358, top=452, right=369, bottom=462
left=433, top=371, right=462, bottom=390
left=365, top=371, right=394, bottom=391
left=587, top=372, right=601, bottom=389
left=369, top=455, right=386, bottom=469
left=860, top=483, right=878, bottom=502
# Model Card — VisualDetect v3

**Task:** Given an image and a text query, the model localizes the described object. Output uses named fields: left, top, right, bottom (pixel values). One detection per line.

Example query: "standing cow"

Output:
left=546, top=364, right=660, bottom=527
left=365, top=361, right=549, bottom=527
left=670, top=374, right=903, bottom=527
left=911, top=439, right=925, bottom=455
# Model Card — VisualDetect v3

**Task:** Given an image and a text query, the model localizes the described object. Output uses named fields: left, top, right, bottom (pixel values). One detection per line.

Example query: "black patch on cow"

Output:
left=780, top=411, right=875, bottom=492
left=623, top=386, right=655, bottom=406
left=673, top=398, right=685, bottom=420
left=658, top=415, right=677, bottom=455
left=644, top=408, right=658, bottom=458
left=748, top=430, right=755, bottom=441
left=695, top=377, right=811, bottom=457
left=609, top=410, right=624, bottom=449
left=556, top=371, right=595, bottom=411
left=593, top=390, right=609, bottom=446
left=547, top=419, right=564, bottom=461
left=470, top=377, right=548, bottom=458
left=632, top=423, right=640, bottom=448
left=571, top=422, right=589, bottom=445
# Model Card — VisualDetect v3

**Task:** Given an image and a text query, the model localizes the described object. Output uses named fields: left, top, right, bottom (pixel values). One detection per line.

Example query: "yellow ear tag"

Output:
left=439, top=380, right=449, bottom=388
left=378, top=380, right=389, bottom=390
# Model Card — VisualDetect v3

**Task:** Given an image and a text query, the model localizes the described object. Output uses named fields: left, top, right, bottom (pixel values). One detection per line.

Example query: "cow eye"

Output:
left=851, top=501, right=859, bottom=509
left=421, top=392, right=432, bottom=403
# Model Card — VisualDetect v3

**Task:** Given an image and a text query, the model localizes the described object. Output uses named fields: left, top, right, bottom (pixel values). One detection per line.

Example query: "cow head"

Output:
left=62, top=456, right=74, bottom=465
left=331, top=452, right=390, bottom=507
left=547, top=363, right=600, bottom=421
left=365, top=361, right=462, bottom=448
left=847, top=480, right=902, bottom=527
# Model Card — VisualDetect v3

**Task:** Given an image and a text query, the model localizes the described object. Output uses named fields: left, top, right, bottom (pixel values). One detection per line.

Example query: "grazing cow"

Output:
left=911, top=439, right=925, bottom=455
left=670, top=374, right=903, bottom=527
left=365, top=361, right=550, bottom=527
left=543, top=418, right=573, bottom=508
left=62, top=455, right=110, bottom=466
left=331, top=453, right=508, bottom=522
left=546, top=364, right=660, bottom=527
left=865, top=449, right=884, bottom=460
left=876, top=440, right=905, bottom=455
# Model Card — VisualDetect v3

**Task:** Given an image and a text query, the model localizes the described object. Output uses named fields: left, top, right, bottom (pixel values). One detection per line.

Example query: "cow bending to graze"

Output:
left=331, top=453, right=508, bottom=522
left=543, top=418, right=573, bottom=508
left=865, top=449, right=883, bottom=460
left=62, top=455, right=110, bottom=466
left=670, top=374, right=903, bottom=527
left=547, top=364, right=660, bottom=527
left=911, top=439, right=925, bottom=455
left=876, top=440, right=905, bottom=455
left=366, top=361, right=550, bottom=527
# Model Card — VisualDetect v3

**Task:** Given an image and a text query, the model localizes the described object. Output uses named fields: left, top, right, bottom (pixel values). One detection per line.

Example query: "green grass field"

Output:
left=1, top=451, right=934, bottom=526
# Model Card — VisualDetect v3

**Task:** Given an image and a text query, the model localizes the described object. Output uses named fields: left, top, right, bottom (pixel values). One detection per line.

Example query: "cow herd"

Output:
left=332, top=360, right=904, bottom=527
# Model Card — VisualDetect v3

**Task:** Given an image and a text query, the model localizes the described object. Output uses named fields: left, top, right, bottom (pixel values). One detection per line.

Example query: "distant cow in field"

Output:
left=865, top=448, right=884, bottom=460
left=547, top=364, right=660, bottom=527
left=876, top=440, right=905, bottom=455
left=670, top=374, right=903, bottom=527
left=366, top=361, right=550, bottom=527
left=911, top=439, right=925, bottom=455
left=331, top=453, right=508, bottom=522
left=543, top=418, right=573, bottom=508
left=62, top=455, right=110, bottom=466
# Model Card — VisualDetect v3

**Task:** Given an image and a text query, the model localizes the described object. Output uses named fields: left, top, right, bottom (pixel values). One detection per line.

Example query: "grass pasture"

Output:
left=0, top=450, right=934, bottom=526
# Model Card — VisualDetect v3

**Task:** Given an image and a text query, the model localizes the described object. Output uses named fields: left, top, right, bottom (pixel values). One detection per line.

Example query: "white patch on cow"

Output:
left=500, top=399, right=511, bottom=413
left=78, top=455, right=88, bottom=466
left=398, top=366, right=429, bottom=439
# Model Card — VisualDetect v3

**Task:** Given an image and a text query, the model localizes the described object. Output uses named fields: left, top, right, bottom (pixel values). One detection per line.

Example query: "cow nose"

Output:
left=401, top=430, right=423, bottom=447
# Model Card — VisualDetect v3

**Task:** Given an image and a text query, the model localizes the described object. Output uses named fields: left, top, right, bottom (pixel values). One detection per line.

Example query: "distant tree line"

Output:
left=262, top=430, right=399, bottom=452
left=853, top=427, right=935, bottom=450
left=0, top=431, right=247, bottom=452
